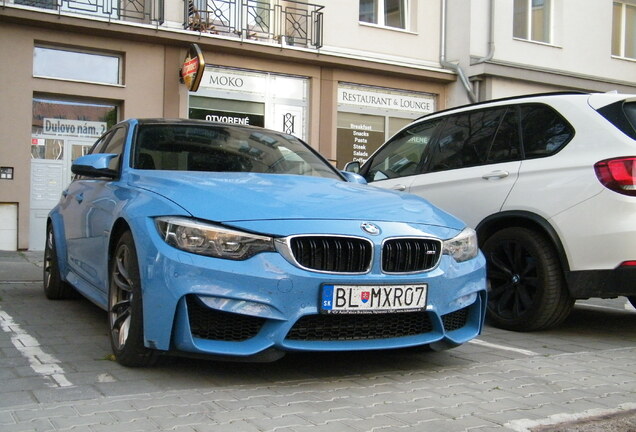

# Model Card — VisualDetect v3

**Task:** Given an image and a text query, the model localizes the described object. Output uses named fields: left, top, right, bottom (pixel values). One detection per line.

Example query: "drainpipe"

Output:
left=472, top=0, right=495, bottom=65
left=440, top=0, right=478, bottom=103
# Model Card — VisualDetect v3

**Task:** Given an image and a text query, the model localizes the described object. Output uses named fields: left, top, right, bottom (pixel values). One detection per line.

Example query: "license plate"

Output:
left=321, top=284, right=427, bottom=314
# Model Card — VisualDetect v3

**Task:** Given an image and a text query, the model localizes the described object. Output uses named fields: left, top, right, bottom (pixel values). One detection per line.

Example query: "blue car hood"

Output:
left=129, top=171, right=463, bottom=229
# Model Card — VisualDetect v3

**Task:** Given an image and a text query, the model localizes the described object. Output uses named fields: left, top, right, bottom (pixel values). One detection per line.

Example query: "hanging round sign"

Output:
left=180, top=43, right=206, bottom=92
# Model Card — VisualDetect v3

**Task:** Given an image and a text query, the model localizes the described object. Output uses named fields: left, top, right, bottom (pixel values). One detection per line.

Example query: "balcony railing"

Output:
left=185, top=0, right=323, bottom=49
left=7, top=0, right=164, bottom=25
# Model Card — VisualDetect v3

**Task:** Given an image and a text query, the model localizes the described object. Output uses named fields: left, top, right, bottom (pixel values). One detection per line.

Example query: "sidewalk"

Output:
left=1, top=250, right=635, bottom=432
left=0, top=250, right=43, bottom=282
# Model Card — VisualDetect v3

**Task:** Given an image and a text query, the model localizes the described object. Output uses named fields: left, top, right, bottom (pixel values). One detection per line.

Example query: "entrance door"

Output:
left=29, top=136, right=94, bottom=250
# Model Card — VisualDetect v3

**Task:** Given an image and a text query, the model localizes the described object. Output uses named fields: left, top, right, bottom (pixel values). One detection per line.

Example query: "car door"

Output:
left=369, top=107, right=523, bottom=229
left=410, top=107, right=523, bottom=228
left=62, top=126, right=127, bottom=292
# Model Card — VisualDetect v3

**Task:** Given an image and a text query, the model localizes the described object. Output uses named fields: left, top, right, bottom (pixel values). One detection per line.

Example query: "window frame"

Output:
left=359, top=0, right=409, bottom=31
left=612, top=1, right=636, bottom=60
left=513, top=0, right=553, bottom=45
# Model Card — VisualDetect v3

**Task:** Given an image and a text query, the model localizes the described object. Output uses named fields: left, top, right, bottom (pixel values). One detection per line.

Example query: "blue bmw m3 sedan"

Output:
left=44, top=118, right=486, bottom=366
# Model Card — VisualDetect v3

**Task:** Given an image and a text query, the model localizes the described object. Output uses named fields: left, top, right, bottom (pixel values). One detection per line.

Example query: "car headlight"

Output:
left=443, top=227, right=479, bottom=262
left=155, top=217, right=275, bottom=260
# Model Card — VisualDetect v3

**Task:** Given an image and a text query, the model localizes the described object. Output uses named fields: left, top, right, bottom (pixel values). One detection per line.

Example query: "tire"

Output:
left=43, top=224, right=76, bottom=300
left=482, top=227, right=574, bottom=331
left=628, top=296, right=636, bottom=309
left=108, top=231, right=156, bottom=367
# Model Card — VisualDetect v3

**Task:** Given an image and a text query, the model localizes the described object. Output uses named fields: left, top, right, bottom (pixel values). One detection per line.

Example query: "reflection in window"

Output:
left=612, top=2, right=636, bottom=59
left=520, top=104, right=574, bottom=158
left=133, top=124, right=341, bottom=179
left=33, top=46, right=121, bottom=85
left=365, top=120, right=441, bottom=181
left=513, top=0, right=551, bottom=44
left=31, top=139, right=64, bottom=160
left=359, top=0, right=407, bottom=30
left=32, top=98, right=117, bottom=138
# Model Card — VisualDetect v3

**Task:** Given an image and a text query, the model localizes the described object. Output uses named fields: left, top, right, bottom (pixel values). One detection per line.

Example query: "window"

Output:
left=131, top=124, right=341, bottom=179
left=520, top=104, right=573, bottom=158
left=428, top=108, right=520, bottom=173
left=364, top=120, right=442, bottom=182
left=612, top=2, right=636, bottom=59
left=15, top=0, right=56, bottom=9
left=33, top=46, right=122, bottom=85
left=359, top=0, right=407, bottom=30
left=513, top=0, right=552, bottom=43
left=91, top=127, right=127, bottom=173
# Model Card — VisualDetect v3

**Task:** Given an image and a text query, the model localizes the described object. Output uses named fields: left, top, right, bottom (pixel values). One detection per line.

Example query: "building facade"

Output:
left=1, top=0, right=635, bottom=250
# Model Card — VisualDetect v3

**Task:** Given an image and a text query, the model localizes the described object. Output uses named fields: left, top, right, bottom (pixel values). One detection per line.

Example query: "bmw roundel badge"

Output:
left=361, top=222, right=381, bottom=235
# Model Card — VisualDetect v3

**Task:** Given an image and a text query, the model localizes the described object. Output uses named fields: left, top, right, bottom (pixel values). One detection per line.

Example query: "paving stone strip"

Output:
left=0, top=346, right=634, bottom=431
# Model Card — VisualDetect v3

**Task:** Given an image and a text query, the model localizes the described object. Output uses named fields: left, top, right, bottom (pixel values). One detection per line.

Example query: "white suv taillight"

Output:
left=594, top=157, right=636, bottom=196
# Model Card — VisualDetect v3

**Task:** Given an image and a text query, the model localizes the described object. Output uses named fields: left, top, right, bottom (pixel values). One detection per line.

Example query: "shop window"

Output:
left=513, top=0, right=552, bottom=44
left=189, top=96, right=265, bottom=127
left=31, top=97, right=117, bottom=149
left=359, top=0, right=408, bottom=30
left=336, top=112, right=386, bottom=169
left=31, top=138, right=64, bottom=160
left=612, top=2, right=636, bottom=59
left=33, top=46, right=122, bottom=85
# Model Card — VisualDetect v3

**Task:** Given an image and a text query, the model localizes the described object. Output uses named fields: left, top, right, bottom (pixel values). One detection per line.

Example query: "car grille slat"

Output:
left=290, top=236, right=372, bottom=273
left=286, top=312, right=433, bottom=341
left=382, top=238, right=441, bottom=273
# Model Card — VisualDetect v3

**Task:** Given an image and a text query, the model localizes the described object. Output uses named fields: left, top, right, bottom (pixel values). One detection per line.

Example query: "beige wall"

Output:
left=0, top=16, right=451, bottom=250
left=0, top=24, right=167, bottom=249
left=0, top=24, right=32, bottom=250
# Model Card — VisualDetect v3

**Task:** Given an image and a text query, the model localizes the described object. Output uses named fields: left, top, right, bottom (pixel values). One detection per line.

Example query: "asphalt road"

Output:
left=1, top=251, right=635, bottom=431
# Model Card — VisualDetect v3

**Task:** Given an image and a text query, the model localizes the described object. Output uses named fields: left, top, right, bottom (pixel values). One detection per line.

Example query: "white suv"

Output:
left=347, top=92, right=636, bottom=331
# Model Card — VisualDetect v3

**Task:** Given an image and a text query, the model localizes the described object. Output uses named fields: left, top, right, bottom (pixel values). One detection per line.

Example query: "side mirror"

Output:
left=71, top=153, right=118, bottom=178
left=340, top=170, right=367, bottom=184
left=344, top=161, right=361, bottom=174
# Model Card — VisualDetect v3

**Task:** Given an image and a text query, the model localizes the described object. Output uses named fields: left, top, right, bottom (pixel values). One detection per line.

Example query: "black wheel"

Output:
left=108, top=231, right=155, bottom=367
left=482, top=227, right=574, bottom=331
left=43, top=224, right=75, bottom=299
left=628, top=296, right=636, bottom=309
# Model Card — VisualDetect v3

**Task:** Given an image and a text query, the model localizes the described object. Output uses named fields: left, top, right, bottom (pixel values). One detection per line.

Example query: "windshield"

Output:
left=132, top=124, right=341, bottom=180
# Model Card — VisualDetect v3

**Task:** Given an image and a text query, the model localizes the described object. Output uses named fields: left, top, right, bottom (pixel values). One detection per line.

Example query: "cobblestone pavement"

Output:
left=0, top=251, right=635, bottom=431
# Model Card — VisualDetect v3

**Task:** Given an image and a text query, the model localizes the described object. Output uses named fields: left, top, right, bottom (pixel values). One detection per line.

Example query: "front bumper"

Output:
left=137, top=223, right=487, bottom=359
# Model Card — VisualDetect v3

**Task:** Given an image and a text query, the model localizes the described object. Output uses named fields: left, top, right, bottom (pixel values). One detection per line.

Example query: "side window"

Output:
left=90, top=132, right=113, bottom=155
left=363, top=120, right=442, bottom=182
left=427, top=108, right=511, bottom=172
left=488, top=108, right=521, bottom=163
left=102, top=127, right=127, bottom=172
left=520, top=104, right=574, bottom=158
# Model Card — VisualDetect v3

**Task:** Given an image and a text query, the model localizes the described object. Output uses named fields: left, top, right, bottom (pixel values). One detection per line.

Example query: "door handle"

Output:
left=75, top=193, right=84, bottom=204
left=62, top=190, right=69, bottom=198
left=392, top=184, right=407, bottom=191
left=482, top=170, right=509, bottom=180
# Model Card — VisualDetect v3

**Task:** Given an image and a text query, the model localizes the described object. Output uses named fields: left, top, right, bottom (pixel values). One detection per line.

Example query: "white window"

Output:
left=613, top=2, right=636, bottom=59
left=33, top=46, right=122, bottom=85
left=359, top=0, right=407, bottom=30
left=513, top=0, right=552, bottom=44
